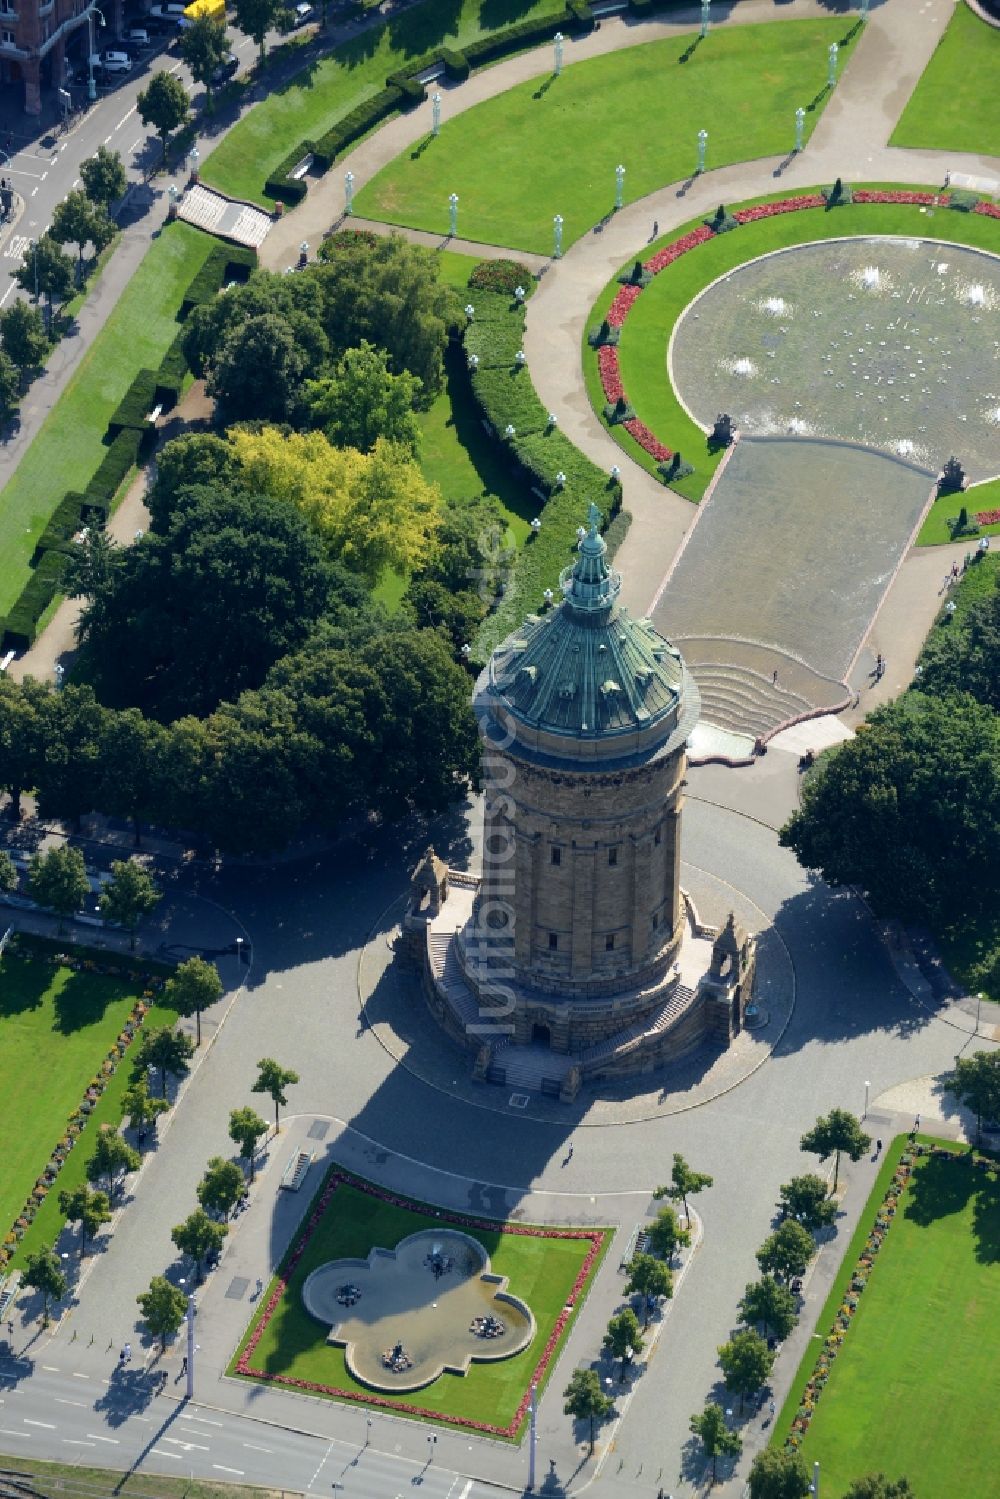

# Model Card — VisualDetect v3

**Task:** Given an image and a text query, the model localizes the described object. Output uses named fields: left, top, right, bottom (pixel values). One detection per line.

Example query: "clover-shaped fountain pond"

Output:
left=301, top=1229, right=535, bottom=1392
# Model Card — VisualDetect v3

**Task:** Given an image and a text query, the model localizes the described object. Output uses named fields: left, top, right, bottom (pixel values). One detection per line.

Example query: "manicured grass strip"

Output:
left=0, top=222, right=215, bottom=618
left=789, top=1139, right=1000, bottom=1498
left=917, top=475, right=1000, bottom=546
left=230, top=1172, right=609, bottom=1436
left=355, top=19, right=859, bottom=254
left=0, top=940, right=177, bottom=1271
left=890, top=4, right=1000, bottom=158
left=585, top=190, right=1000, bottom=503
left=200, top=0, right=568, bottom=206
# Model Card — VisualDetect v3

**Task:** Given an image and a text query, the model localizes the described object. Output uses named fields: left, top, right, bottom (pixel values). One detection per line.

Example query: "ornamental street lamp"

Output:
left=344, top=170, right=354, bottom=215
left=553, top=213, right=563, bottom=258
left=86, top=6, right=106, bottom=102
left=827, top=42, right=838, bottom=88
left=554, top=31, right=563, bottom=75
left=696, top=128, right=708, bottom=174
left=448, top=192, right=458, bottom=236
left=795, top=105, right=806, bottom=153
left=431, top=92, right=441, bottom=137
left=615, top=163, right=625, bottom=211
left=700, top=0, right=710, bottom=39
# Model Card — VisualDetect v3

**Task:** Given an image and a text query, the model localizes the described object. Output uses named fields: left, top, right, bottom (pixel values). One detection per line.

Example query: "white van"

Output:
left=102, top=50, right=133, bottom=71
left=127, top=27, right=151, bottom=45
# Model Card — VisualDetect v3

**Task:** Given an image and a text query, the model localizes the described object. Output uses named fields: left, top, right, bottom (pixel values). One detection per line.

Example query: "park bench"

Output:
left=280, top=1149, right=314, bottom=1191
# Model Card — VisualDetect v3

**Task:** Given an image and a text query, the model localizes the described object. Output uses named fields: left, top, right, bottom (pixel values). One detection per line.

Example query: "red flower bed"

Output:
left=643, top=223, right=715, bottom=275
left=608, top=283, right=643, bottom=326
left=976, top=509, right=1000, bottom=525
left=235, top=1169, right=607, bottom=1437
left=622, top=418, right=673, bottom=463
left=974, top=202, right=1000, bottom=220
left=598, top=344, right=624, bottom=402
left=733, top=194, right=825, bottom=224
left=852, top=189, right=940, bottom=206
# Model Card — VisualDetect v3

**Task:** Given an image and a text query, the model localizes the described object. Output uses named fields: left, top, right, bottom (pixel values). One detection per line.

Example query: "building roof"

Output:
left=482, top=506, right=698, bottom=755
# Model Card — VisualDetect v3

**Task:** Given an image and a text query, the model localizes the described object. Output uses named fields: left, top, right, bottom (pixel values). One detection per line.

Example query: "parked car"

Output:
left=209, top=52, right=239, bottom=86
left=126, top=27, right=151, bottom=46
left=149, top=2, right=187, bottom=15
left=292, top=2, right=315, bottom=23
left=101, top=50, right=133, bottom=72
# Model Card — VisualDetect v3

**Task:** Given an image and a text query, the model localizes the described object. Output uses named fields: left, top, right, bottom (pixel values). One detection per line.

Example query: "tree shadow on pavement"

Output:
left=95, top=1364, right=161, bottom=1426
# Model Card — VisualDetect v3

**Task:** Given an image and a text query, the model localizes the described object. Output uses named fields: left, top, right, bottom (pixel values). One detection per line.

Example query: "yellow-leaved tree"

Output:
left=226, top=427, right=442, bottom=586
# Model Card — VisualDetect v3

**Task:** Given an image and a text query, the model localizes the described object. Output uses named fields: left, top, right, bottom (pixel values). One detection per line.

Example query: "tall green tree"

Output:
left=842, top=1478, right=915, bottom=1499
left=655, top=1152, right=714, bottom=1225
left=756, top=1221, right=814, bottom=1285
left=800, top=1109, right=871, bottom=1193
left=197, top=1156, right=245, bottom=1220
left=624, top=1253, right=673, bottom=1327
left=171, top=1207, right=226, bottom=1281
left=0, top=301, right=49, bottom=383
left=13, top=235, right=74, bottom=332
left=780, top=694, right=1000, bottom=925
left=251, top=1057, right=299, bottom=1131
left=207, top=314, right=311, bottom=424
left=179, top=14, right=231, bottom=100
left=229, top=1106, right=268, bottom=1181
left=85, top=1128, right=141, bottom=1198
left=134, top=1025, right=196, bottom=1097
left=22, top=1248, right=68, bottom=1325
left=738, top=1276, right=798, bottom=1341
left=50, top=189, right=114, bottom=283
left=778, top=1174, right=838, bottom=1233
left=27, top=844, right=90, bottom=932
left=137, top=72, right=190, bottom=159
left=645, top=1204, right=690, bottom=1266
left=99, top=859, right=161, bottom=948
left=0, top=850, right=18, bottom=893
left=57, top=1184, right=111, bottom=1255
left=121, top=1076, right=170, bottom=1143
left=748, top=1448, right=813, bottom=1499
left=80, top=145, right=127, bottom=208
left=918, top=569, right=1000, bottom=713
left=690, top=1403, right=742, bottom=1482
left=562, top=1368, right=614, bottom=1454
left=717, top=1328, right=774, bottom=1413
left=0, top=349, right=19, bottom=421
left=949, top=1050, right=1000, bottom=1144
left=137, top=1275, right=188, bottom=1351
left=94, top=708, right=169, bottom=846
left=233, top=0, right=282, bottom=63
left=0, top=675, right=49, bottom=820
left=35, top=683, right=108, bottom=829
left=305, top=340, right=422, bottom=456
left=164, top=955, right=223, bottom=1046
left=603, top=1308, right=643, bottom=1382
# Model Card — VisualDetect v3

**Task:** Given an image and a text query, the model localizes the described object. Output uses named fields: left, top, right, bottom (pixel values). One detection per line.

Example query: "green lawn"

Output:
left=917, top=475, right=1000, bottom=545
left=355, top=19, right=859, bottom=254
left=891, top=4, right=1000, bottom=157
left=0, top=939, right=177, bottom=1270
left=231, top=1175, right=607, bottom=1434
left=200, top=0, right=568, bottom=206
left=0, top=222, right=215, bottom=617
left=585, top=191, right=1000, bottom=503
left=787, top=1140, right=1000, bottom=1498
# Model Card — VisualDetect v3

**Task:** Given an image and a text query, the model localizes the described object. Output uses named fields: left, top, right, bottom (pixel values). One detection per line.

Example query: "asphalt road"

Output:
left=0, top=1359, right=513, bottom=1497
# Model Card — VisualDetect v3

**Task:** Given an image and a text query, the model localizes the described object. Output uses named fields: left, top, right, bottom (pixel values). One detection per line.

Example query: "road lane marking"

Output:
left=127, top=138, right=142, bottom=153
left=0, top=285, right=14, bottom=306
left=0, top=1428, right=29, bottom=1437
left=63, top=1440, right=96, bottom=1447
left=103, top=134, right=114, bottom=145
left=162, top=1437, right=209, bottom=1451
left=242, top=1442, right=273, bottom=1453
left=151, top=1448, right=182, bottom=1460
left=86, top=1433, right=120, bottom=1443
left=182, top=1413, right=222, bottom=1426
left=42, top=1365, right=59, bottom=1372
left=56, top=1398, right=88, bottom=1408
left=30, top=187, right=39, bottom=197
left=23, top=1419, right=56, bottom=1428
left=116, top=107, right=136, bottom=129
left=213, top=1466, right=244, bottom=1476
left=71, top=1372, right=90, bottom=1379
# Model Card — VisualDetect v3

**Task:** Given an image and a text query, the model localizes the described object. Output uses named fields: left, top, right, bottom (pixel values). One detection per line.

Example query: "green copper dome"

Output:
left=477, top=506, right=700, bottom=762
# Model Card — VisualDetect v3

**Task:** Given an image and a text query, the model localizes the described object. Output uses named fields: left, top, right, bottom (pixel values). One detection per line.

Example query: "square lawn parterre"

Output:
left=786, top=1139, right=1000, bottom=1497
left=230, top=1171, right=609, bottom=1436
left=0, top=937, right=177, bottom=1268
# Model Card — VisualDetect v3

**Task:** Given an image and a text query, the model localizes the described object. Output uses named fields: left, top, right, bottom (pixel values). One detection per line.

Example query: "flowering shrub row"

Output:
left=592, top=190, right=1000, bottom=474
left=0, top=938, right=164, bottom=1270
left=785, top=1153, right=913, bottom=1450
left=235, top=1168, right=607, bottom=1435
left=976, top=509, right=1000, bottom=526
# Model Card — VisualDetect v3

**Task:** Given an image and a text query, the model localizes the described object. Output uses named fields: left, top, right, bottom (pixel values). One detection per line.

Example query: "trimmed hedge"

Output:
left=4, top=550, right=67, bottom=652
left=107, top=368, right=157, bottom=437
left=32, top=494, right=87, bottom=563
left=442, top=48, right=469, bottom=82
left=386, top=68, right=427, bottom=106
left=465, top=317, right=526, bottom=369
left=472, top=366, right=550, bottom=433
left=264, top=142, right=314, bottom=206
left=312, top=86, right=404, bottom=171
left=567, top=0, right=595, bottom=31
left=84, top=428, right=144, bottom=512
left=468, top=259, right=535, bottom=296
left=179, top=242, right=257, bottom=316
left=466, top=288, right=523, bottom=323
left=464, top=11, right=571, bottom=67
